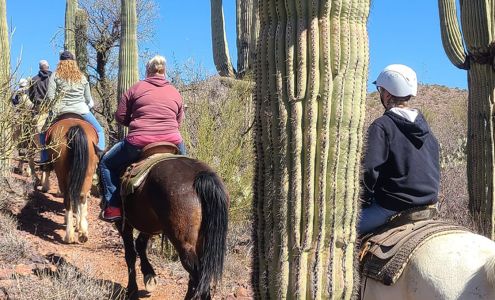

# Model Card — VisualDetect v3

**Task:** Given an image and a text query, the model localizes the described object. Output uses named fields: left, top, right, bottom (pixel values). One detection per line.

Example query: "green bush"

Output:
left=181, top=77, right=254, bottom=222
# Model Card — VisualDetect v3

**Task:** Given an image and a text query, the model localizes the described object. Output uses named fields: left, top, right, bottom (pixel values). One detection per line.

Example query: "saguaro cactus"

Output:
left=117, top=0, right=139, bottom=139
left=210, top=0, right=236, bottom=77
left=438, top=0, right=495, bottom=239
left=75, top=8, right=89, bottom=76
left=64, top=0, right=77, bottom=53
left=0, top=0, right=10, bottom=174
left=0, top=0, right=8, bottom=87
left=253, top=0, right=370, bottom=299
left=236, top=0, right=258, bottom=78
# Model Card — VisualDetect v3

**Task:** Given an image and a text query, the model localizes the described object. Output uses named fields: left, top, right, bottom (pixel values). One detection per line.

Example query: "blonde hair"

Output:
left=146, top=55, right=166, bottom=76
left=55, top=60, right=83, bottom=83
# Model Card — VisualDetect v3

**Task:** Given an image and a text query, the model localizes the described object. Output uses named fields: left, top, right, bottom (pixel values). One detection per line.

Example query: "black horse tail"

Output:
left=66, top=125, right=89, bottom=210
left=193, top=171, right=229, bottom=297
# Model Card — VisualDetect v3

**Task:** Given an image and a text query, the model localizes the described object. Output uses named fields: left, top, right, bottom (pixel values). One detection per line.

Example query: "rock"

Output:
left=14, top=264, right=33, bottom=276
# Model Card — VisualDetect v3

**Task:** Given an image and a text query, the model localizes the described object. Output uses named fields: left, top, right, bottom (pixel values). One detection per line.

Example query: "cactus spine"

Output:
left=75, top=8, right=89, bottom=76
left=438, top=0, right=495, bottom=239
left=211, top=0, right=236, bottom=77
left=0, top=0, right=10, bottom=174
left=253, top=0, right=370, bottom=298
left=64, top=0, right=77, bottom=53
left=117, top=0, right=138, bottom=139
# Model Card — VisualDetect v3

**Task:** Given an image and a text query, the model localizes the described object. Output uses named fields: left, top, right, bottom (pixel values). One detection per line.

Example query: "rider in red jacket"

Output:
left=100, top=55, right=186, bottom=222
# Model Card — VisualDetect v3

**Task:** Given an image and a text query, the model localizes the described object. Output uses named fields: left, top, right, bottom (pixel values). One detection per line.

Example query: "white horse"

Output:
left=362, top=232, right=495, bottom=300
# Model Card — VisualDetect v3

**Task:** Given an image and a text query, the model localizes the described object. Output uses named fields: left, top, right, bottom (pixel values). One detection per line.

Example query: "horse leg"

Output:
left=116, top=220, right=139, bottom=299
left=41, top=171, right=50, bottom=192
left=77, top=192, right=89, bottom=243
left=176, top=243, right=204, bottom=300
left=63, top=196, right=76, bottom=244
left=135, top=233, right=157, bottom=292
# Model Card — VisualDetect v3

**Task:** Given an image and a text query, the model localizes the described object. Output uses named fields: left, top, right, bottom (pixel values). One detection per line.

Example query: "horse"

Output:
left=42, top=117, right=99, bottom=244
left=115, top=156, right=229, bottom=300
left=361, top=231, right=495, bottom=299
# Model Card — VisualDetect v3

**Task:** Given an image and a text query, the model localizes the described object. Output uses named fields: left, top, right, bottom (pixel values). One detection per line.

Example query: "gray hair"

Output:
left=39, top=60, right=49, bottom=70
left=146, top=55, right=166, bottom=76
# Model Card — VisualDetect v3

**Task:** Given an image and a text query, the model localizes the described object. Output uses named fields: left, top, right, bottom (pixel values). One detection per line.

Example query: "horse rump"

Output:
left=193, top=171, right=229, bottom=297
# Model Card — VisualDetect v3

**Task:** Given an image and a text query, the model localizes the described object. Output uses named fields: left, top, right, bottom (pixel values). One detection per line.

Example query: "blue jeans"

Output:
left=177, top=141, right=187, bottom=155
left=82, top=112, right=106, bottom=151
left=358, top=202, right=397, bottom=235
left=99, top=140, right=141, bottom=207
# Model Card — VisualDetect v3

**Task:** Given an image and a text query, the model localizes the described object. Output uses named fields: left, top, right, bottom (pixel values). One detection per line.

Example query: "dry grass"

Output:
left=7, top=262, right=124, bottom=300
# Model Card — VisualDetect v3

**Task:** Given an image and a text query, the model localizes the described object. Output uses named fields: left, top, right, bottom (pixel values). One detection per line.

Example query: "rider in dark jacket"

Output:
left=358, top=64, right=440, bottom=235
left=29, top=60, right=52, bottom=111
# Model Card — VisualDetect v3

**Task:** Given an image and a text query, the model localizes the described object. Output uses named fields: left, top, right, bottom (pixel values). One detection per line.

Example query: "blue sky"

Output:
left=6, top=0, right=467, bottom=90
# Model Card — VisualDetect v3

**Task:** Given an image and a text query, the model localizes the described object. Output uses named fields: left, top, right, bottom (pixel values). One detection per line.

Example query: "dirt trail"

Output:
left=12, top=174, right=191, bottom=299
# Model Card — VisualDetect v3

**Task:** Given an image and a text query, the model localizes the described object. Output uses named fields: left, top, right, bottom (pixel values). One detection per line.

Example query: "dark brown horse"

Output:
left=43, top=117, right=99, bottom=243
left=116, top=157, right=229, bottom=300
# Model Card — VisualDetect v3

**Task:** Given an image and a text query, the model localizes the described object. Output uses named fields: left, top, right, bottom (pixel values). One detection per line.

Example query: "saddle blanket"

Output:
left=360, top=219, right=467, bottom=285
left=120, top=153, right=185, bottom=198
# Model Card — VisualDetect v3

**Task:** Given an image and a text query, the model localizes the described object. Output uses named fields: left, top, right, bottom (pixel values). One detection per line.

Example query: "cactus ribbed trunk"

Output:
left=253, top=0, right=370, bottom=298
left=236, top=0, right=258, bottom=78
left=75, top=8, right=89, bottom=76
left=211, top=0, right=236, bottom=77
left=438, top=0, right=495, bottom=239
left=64, top=0, right=77, bottom=53
left=117, top=0, right=139, bottom=139
left=0, top=0, right=10, bottom=175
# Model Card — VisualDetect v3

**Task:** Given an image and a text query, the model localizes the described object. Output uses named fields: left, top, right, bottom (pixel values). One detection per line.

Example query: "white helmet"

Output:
left=374, top=64, right=417, bottom=97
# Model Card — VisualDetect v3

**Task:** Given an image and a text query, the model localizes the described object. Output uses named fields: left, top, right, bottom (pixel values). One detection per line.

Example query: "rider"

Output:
left=99, top=55, right=186, bottom=222
left=358, top=64, right=440, bottom=235
left=40, top=50, right=106, bottom=166
left=29, top=60, right=52, bottom=149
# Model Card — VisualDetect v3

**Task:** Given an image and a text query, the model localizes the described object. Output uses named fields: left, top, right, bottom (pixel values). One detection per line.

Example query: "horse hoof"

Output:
left=144, top=274, right=157, bottom=292
left=78, top=234, right=88, bottom=243
left=64, top=235, right=75, bottom=244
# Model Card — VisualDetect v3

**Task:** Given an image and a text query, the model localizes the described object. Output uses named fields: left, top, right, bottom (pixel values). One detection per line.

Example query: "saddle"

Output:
left=359, top=206, right=468, bottom=285
left=120, top=142, right=182, bottom=198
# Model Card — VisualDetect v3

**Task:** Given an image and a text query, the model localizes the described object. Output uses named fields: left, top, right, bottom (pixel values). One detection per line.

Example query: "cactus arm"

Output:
left=64, top=0, right=77, bottom=53
left=438, top=0, right=468, bottom=69
left=0, top=0, right=9, bottom=174
left=210, top=0, right=236, bottom=77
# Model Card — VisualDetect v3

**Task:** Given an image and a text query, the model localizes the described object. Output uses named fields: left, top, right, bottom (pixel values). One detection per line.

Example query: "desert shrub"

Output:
left=180, top=77, right=254, bottom=222
left=0, top=212, right=32, bottom=263
left=8, top=262, right=124, bottom=300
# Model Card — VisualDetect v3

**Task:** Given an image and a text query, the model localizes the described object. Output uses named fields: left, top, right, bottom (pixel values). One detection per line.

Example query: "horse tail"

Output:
left=66, top=125, right=89, bottom=210
left=193, top=171, right=229, bottom=297
left=484, top=254, right=495, bottom=287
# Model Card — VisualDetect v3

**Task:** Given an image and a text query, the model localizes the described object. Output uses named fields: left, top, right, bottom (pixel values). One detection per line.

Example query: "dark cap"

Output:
left=60, top=50, right=75, bottom=61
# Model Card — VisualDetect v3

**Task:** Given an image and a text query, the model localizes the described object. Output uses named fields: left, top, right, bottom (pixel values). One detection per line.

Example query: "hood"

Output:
left=384, top=110, right=431, bottom=149
left=38, top=70, right=52, bottom=79
left=144, top=75, right=169, bottom=87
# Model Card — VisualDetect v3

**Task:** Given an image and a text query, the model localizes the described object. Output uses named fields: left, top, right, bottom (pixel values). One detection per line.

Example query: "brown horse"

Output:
left=116, top=157, right=229, bottom=300
left=42, top=117, right=99, bottom=243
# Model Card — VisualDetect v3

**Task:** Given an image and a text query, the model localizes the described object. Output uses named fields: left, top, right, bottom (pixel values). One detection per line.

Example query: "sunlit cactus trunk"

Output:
left=253, top=0, right=370, bottom=298
left=64, top=0, right=77, bottom=53
left=75, top=8, right=89, bottom=76
left=438, top=0, right=495, bottom=239
left=117, top=0, right=139, bottom=139
left=210, top=0, right=236, bottom=77
left=0, top=0, right=10, bottom=175
left=236, top=0, right=258, bottom=78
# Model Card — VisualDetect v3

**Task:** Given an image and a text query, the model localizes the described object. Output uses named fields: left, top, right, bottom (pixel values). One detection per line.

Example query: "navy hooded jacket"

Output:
left=362, top=110, right=440, bottom=212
